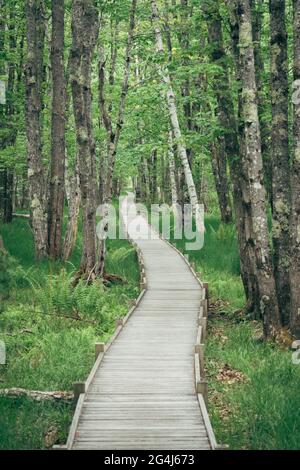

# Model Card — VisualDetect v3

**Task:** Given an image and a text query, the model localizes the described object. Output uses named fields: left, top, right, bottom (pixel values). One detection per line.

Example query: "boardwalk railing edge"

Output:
left=59, top=232, right=147, bottom=450
left=153, top=227, right=223, bottom=451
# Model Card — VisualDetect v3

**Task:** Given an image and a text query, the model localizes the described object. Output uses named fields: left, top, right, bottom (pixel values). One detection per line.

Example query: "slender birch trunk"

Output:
left=168, top=130, right=179, bottom=215
left=290, top=0, right=300, bottom=338
left=25, top=0, right=48, bottom=259
left=48, top=0, right=65, bottom=259
left=269, top=0, right=291, bottom=325
left=62, top=158, right=81, bottom=261
left=151, top=0, right=203, bottom=233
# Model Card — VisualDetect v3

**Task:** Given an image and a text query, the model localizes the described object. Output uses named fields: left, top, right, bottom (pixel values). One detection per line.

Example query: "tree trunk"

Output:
left=70, top=0, right=99, bottom=276
left=25, top=0, right=48, bottom=259
left=238, top=0, right=281, bottom=337
left=207, top=0, right=258, bottom=314
left=250, top=0, right=272, bottom=200
left=290, top=0, right=300, bottom=338
left=269, top=0, right=291, bottom=325
left=168, top=130, right=179, bottom=217
left=62, top=158, right=81, bottom=261
left=48, top=0, right=66, bottom=259
left=210, top=140, right=233, bottom=224
left=97, top=0, right=137, bottom=277
left=151, top=0, right=203, bottom=234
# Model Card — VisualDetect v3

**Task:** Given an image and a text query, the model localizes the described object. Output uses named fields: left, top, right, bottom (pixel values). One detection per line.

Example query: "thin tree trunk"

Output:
left=238, top=0, right=281, bottom=337
left=25, top=0, right=48, bottom=259
left=62, top=161, right=80, bottom=262
left=251, top=0, right=272, bottom=199
left=269, top=0, right=291, bottom=325
left=70, top=0, right=99, bottom=276
left=151, top=0, right=203, bottom=233
left=168, top=130, right=179, bottom=216
left=290, top=0, right=300, bottom=338
left=48, top=0, right=66, bottom=259
left=210, top=140, right=233, bottom=224
left=97, top=0, right=137, bottom=276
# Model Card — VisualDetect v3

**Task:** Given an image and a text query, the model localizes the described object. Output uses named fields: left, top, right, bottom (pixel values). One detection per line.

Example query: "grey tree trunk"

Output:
left=48, top=0, right=66, bottom=259
left=62, top=158, right=81, bottom=261
left=97, top=0, right=137, bottom=277
left=25, top=0, right=48, bottom=259
left=290, top=0, right=300, bottom=338
left=269, top=0, right=291, bottom=325
left=210, top=140, right=232, bottom=224
left=70, top=0, right=99, bottom=276
left=208, top=0, right=258, bottom=314
left=238, top=0, right=281, bottom=337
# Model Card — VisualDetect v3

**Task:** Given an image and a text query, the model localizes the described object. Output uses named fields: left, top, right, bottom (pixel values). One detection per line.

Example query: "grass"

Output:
left=0, top=208, right=140, bottom=449
left=163, top=212, right=300, bottom=450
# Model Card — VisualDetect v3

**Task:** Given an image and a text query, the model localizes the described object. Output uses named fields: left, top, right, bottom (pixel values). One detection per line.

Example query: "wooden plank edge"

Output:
left=197, top=393, right=218, bottom=451
left=65, top=393, right=85, bottom=450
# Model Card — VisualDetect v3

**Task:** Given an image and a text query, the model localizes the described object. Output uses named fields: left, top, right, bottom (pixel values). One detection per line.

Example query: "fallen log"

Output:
left=0, top=388, right=73, bottom=403
left=12, top=213, right=30, bottom=219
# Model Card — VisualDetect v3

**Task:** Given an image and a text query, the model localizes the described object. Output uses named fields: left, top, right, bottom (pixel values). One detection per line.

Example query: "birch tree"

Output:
left=151, top=0, right=203, bottom=234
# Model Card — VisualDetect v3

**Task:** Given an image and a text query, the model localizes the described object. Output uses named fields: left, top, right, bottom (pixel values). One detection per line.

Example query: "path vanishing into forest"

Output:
left=66, top=194, right=216, bottom=450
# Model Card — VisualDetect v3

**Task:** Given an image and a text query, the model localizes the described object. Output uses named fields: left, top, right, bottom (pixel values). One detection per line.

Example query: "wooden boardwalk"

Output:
left=66, top=195, right=216, bottom=450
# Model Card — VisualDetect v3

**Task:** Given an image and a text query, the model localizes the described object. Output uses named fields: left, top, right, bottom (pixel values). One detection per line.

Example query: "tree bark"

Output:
left=25, top=0, right=48, bottom=259
left=151, top=0, right=203, bottom=234
left=207, top=0, right=258, bottom=314
left=210, top=140, right=232, bottom=224
left=269, top=0, right=291, bottom=325
left=168, top=130, right=179, bottom=216
left=70, top=0, right=99, bottom=275
left=48, top=0, right=66, bottom=259
left=97, top=0, right=137, bottom=276
left=290, top=0, right=300, bottom=338
left=238, top=0, right=281, bottom=337
left=62, top=157, right=81, bottom=261
left=250, top=0, right=272, bottom=199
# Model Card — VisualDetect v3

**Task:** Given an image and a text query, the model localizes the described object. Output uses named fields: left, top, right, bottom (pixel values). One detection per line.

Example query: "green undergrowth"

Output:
left=0, top=210, right=140, bottom=449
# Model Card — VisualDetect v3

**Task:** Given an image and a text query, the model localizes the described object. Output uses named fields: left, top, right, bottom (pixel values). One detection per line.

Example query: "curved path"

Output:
left=69, top=195, right=213, bottom=450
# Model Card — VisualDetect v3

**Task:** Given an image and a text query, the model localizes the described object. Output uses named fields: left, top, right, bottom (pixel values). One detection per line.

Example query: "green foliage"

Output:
left=206, top=318, right=300, bottom=450
left=0, top=398, right=71, bottom=450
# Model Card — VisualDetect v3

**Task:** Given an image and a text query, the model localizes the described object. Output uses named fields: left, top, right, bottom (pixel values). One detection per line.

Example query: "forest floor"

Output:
left=0, top=210, right=140, bottom=449
left=1, top=211, right=300, bottom=449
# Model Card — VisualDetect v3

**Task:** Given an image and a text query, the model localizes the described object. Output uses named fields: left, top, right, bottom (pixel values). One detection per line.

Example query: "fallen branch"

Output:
left=0, top=388, right=74, bottom=403
left=12, top=213, right=30, bottom=219
left=4, top=328, right=34, bottom=337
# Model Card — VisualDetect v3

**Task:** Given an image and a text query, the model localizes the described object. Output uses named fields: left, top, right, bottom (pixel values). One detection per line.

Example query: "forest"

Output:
left=0, top=0, right=300, bottom=452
